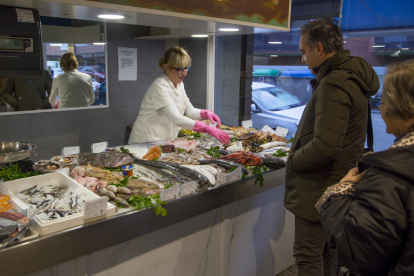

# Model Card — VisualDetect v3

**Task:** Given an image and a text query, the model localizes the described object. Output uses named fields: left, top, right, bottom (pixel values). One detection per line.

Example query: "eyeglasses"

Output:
left=172, top=67, right=191, bottom=74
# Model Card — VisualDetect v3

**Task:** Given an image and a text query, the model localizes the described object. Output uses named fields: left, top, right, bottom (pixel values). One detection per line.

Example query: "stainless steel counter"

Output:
left=0, top=168, right=286, bottom=276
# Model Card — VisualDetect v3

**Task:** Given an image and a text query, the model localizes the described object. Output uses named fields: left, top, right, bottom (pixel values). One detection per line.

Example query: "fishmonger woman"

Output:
left=129, top=46, right=230, bottom=144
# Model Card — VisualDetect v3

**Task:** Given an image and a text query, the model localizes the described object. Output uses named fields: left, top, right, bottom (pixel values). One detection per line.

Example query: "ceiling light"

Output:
left=191, top=34, right=208, bottom=38
left=269, top=41, right=282, bottom=44
left=97, top=14, right=125, bottom=20
left=93, top=42, right=106, bottom=45
left=372, top=45, right=385, bottom=48
left=50, top=44, right=63, bottom=46
left=218, top=28, right=239, bottom=32
left=270, top=55, right=278, bottom=57
left=344, top=41, right=347, bottom=43
left=401, top=48, right=409, bottom=50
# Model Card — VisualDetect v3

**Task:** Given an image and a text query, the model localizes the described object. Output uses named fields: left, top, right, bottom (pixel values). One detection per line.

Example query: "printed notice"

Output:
left=62, top=146, right=80, bottom=156
left=180, top=181, right=197, bottom=197
left=16, top=9, right=35, bottom=23
left=84, top=197, right=107, bottom=220
left=92, top=142, right=108, bottom=153
left=261, top=125, right=276, bottom=135
left=241, top=120, right=253, bottom=129
left=275, top=127, right=289, bottom=137
left=160, top=184, right=180, bottom=201
left=118, top=47, right=137, bottom=81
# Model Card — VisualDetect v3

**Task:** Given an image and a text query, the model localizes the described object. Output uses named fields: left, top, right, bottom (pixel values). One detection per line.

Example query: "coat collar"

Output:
left=315, top=50, right=351, bottom=82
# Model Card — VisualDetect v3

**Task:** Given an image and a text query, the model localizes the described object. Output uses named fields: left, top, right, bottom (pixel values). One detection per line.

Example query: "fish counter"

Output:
left=0, top=126, right=295, bottom=275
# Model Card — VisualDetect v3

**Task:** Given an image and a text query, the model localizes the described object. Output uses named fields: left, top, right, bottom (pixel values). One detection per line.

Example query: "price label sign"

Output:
left=226, top=166, right=242, bottom=183
left=160, top=184, right=180, bottom=201
left=62, top=146, right=80, bottom=156
left=275, top=127, right=289, bottom=137
left=92, top=142, right=108, bottom=153
left=216, top=171, right=228, bottom=186
left=261, top=125, right=276, bottom=135
left=84, top=197, right=107, bottom=220
left=180, top=181, right=197, bottom=197
left=241, top=120, right=253, bottom=129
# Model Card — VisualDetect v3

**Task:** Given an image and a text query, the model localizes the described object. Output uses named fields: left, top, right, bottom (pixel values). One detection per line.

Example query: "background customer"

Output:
left=284, top=18, right=379, bottom=276
left=317, top=59, right=414, bottom=276
left=49, top=53, right=94, bottom=108
left=0, top=70, right=52, bottom=111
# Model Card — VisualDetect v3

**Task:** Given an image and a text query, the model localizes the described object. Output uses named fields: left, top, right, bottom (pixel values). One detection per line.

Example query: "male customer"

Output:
left=284, top=18, right=379, bottom=276
left=0, top=70, right=53, bottom=111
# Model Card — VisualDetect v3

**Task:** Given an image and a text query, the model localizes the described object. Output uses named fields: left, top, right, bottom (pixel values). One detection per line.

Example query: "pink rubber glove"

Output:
left=200, top=109, right=221, bottom=129
left=193, top=121, right=230, bottom=144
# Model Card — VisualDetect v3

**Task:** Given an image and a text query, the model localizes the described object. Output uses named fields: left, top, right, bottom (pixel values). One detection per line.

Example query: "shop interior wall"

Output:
left=0, top=22, right=207, bottom=161
left=215, top=35, right=242, bottom=127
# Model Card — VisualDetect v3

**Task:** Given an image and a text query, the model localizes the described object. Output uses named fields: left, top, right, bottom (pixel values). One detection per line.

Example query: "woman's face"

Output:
left=379, top=93, right=410, bottom=137
left=164, top=65, right=188, bottom=87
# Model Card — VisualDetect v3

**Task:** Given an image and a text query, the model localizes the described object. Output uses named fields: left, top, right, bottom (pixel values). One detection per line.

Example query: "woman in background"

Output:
left=129, top=46, right=230, bottom=144
left=49, top=53, right=94, bottom=108
left=316, top=59, right=414, bottom=276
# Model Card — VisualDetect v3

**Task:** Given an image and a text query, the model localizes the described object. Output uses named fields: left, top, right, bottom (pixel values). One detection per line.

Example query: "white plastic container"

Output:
left=2, top=172, right=116, bottom=236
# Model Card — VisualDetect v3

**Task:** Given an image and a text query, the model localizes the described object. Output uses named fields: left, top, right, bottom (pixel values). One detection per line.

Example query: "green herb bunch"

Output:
left=187, top=133, right=205, bottom=140
left=103, top=166, right=122, bottom=172
left=110, top=175, right=139, bottom=187
left=206, top=146, right=221, bottom=158
left=272, top=149, right=290, bottom=158
left=119, top=147, right=130, bottom=154
left=0, top=164, right=39, bottom=182
left=244, top=165, right=268, bottom=188
left=128, top=193, right=167, bottom=216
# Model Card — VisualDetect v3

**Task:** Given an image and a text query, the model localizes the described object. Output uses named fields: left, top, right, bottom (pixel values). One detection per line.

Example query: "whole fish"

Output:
left=258, top=155, right=286, bottom=170
left=182, top=165, right=216, bottom=185
left=198, top=159, right=249, bottom=175
left=133, top=158, right=212, bottom=188
left=221, top=151, right=263, bottom=167
left=78, top=152, right=133, bottom=168
left=117, top=143, right=157, bottom=159
left=134, top=164, right=187, bottom=186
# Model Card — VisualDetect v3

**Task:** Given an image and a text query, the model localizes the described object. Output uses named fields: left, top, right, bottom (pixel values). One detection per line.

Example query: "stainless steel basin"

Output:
left=0, top=142, right=36, bottom=163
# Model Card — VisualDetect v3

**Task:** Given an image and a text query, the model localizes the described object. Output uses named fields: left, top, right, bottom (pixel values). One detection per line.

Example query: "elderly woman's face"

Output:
left=379, top=93, right=409, bottom=137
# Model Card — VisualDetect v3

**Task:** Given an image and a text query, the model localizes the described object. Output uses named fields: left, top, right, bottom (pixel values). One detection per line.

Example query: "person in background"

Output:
left=0, top=70, right=52, bottom=111
left=316, top=59, right=414, bottom=276
left=49, top=53, right=94, bottom=108
left=129, top=46, right=230, bottom=144
left=284, top=18, right=379, bottom=276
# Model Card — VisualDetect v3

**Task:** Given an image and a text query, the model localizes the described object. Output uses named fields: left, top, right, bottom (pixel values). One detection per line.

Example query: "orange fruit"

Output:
left=0, top=195, right=10, bottom=203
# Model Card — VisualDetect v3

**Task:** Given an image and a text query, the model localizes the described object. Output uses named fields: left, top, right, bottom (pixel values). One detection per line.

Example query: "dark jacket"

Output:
left=320, top=133, right=414, bottom=276
left=0, top=70, right=52, bottom=111
left=284, top=50, right=379, bottom=221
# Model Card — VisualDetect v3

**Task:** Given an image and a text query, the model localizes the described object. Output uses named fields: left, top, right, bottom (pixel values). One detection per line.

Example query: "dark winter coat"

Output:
left=284, top=50, right=380, bottom=221
left=320, top=132, right=414, bottom=276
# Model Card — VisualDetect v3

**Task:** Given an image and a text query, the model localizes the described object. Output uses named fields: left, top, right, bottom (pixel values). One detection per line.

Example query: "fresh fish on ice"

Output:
left=182, top=165, right=217, bottom=185
left=78, top=152, right=133, bottom=168
left=133, top=163, right=188, bottom=186
left=198, top=159, right=249, bottom=175
left=118, top=143, right=158, bottom=159
left=165, top=139, right=199, bottom=152
left=260, top=141, right=288, bottom=150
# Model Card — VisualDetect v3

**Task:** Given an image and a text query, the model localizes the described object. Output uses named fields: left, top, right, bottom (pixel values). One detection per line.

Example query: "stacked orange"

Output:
left=0, top=195, right=12, bottom=212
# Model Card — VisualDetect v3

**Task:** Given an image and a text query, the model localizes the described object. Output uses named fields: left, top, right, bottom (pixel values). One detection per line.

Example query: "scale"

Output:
left=0, top=5, right=43, bottom=77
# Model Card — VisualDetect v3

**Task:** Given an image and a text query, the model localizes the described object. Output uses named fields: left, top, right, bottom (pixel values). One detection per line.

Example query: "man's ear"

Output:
left=315, top=42, right=324, bottom=56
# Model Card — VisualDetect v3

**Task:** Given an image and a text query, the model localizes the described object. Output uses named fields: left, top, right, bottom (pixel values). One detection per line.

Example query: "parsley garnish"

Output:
left=128, top=194, right=167, bottom=216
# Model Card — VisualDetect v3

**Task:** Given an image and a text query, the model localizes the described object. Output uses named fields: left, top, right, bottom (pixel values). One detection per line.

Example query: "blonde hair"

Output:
left=383, top=59, right=414, bottom=120
left=158, top=46, right=191, bottom=72
left=60, top=52, right=78, bottom=71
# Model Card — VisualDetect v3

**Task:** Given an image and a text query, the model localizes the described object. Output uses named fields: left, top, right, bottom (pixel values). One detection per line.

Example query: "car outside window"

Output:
left=253, top=87, right=305, bottom=111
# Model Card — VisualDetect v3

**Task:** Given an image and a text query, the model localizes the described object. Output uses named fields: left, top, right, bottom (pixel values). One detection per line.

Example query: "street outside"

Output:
left=371, top=110, right=395, bottom=152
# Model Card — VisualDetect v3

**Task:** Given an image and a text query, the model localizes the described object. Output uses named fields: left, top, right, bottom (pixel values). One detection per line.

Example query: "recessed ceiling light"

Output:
left=191, top=34, right=208, bottom=38
left=372, top=45, right=385, bottom=48
left=93, top=42, right=106, bottom=45
left=98, top=14, right=125, bottom=20
left=269, top=41, right=282, bottom=44
left=50, top=44, right=63, bottom=46
left=344, top=41, right=347, bottom=43
left=218, top=28, right=239, bottom=32
left=401, top=48, right=409, bottom=50
left=270, top=55, right=278, bottom=57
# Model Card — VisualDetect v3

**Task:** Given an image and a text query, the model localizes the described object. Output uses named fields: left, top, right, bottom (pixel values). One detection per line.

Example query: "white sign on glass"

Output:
left=118, top=47, right=137, bottom=81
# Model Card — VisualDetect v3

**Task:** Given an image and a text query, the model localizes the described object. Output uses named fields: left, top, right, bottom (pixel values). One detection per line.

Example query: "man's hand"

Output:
left=340, top=167, right=366, bottom=183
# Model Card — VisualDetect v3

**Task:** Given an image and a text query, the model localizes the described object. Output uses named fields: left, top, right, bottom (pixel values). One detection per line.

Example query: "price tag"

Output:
left=241, top=120, right=253, bottom=129
left=180, top=181, right=196, bottom=197
left=216, top=171, right=228, bottom=186
left=226, top=166, right=242, bottom=183
left=16, top=8, right=35, bottom=23
left=261, top=125, right=276, bottom=135
left=91, top=142, right=108, bottom=153
left=275, top=127, right=289, bottom=137
left=62, top=146, right=80, bottom=156
left=234, top=142, right=243, bottom=152
left=160, top=184, right=180, bottom=201
left=83, top=197, right=107, bottom=220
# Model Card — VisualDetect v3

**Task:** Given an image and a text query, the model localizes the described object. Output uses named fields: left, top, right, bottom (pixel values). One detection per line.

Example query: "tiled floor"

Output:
left=276, top=264, right=298, bottom=276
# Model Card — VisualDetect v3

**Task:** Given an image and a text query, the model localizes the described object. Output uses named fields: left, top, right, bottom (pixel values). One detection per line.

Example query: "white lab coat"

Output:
left=129, top=74, right=200, bottom=143
left=49, top=69, right=94, bottom=108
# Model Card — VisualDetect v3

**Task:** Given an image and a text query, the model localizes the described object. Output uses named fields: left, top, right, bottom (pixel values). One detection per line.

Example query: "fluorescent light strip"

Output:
left=372, top=45, right=385, bottom=48
left=50, top=44, right=63, bottom=46
left=269, top=41, right=282, bottom=44
left=218, top=28, right=239, bottom=32
left=98, top=14, right=125, bottom=19
left=93, top=42, right=106, bottom=45
left=401, top=48, right=409, bottom=50
left=270, top=55, right=278, bottom=57
left=192, top=34, right=208, bottom=38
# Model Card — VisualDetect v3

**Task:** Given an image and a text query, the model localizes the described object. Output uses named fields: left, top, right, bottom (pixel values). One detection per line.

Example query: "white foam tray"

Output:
left=2, top=172, right=116, bottom=236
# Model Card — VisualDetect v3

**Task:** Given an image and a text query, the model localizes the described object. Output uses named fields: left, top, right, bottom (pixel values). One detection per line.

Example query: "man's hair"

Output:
left=383, top=59, right=414, bottom=121
left=301, top=18, right=343, bottom=54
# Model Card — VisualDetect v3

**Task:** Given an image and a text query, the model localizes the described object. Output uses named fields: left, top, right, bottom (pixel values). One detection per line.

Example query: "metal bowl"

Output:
left=0, top=142, right=36, bottom=163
